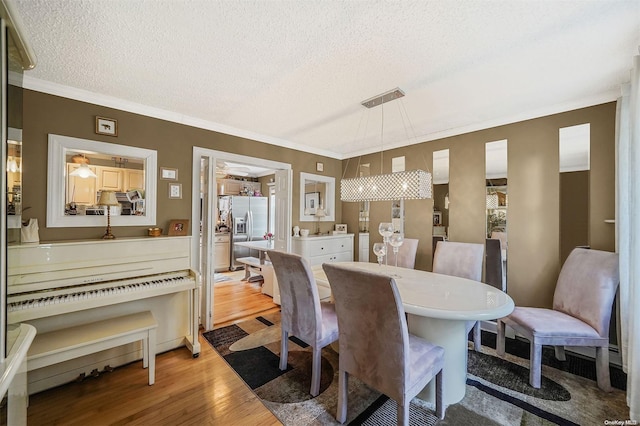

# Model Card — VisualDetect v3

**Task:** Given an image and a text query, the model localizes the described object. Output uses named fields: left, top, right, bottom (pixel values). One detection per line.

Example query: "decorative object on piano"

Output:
left=168, top=183, right=182, bottom=199
left=334, top=224, right=347, bottom=234
left=97, top=190, right=120, bottom=239
left=300, top=228, right=310, bottom=237
left=160, top=167, right=178, bottom=180
left=148, top=227, right=162, bottom=237
left=21, top=218, right=39, bottom=243
left=95, top=116, right=118, bottom=136
left=168, top=219, right=189, bottom=236
left=293, top=225, right=300, bottom=237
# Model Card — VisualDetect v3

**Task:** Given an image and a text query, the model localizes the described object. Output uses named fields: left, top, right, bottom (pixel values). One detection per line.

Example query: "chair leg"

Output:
left=310, top=346, right=322, bottom=397
left=529, top=342, right=542, bottom=388
left=279, top=329, right=289, bottom=371
left=554, top=345, right=566, bottom=361
left=336, top=370, right=348, bottom=424
left=473, top=321, right=481, bottom=352
left=496, top=320, right=506, bottom=357
left=595, top=345, right=612, bottom=392
left=397, top=400, right=409, bottom=426
left=435, top=369, right=445, bottom=419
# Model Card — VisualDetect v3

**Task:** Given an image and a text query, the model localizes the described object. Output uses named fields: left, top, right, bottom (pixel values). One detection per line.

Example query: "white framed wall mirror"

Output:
left=299, top=172, right=335, bottom=222
left=47, top=134, right=157, bottom=227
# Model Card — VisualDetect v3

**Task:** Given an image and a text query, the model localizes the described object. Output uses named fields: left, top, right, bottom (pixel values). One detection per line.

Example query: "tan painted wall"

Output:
left=341, top=102, right=616, bottom=308
left=21, top=90, right=342, bottom=241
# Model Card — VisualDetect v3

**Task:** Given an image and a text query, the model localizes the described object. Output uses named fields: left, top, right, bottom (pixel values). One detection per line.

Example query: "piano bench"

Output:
left=27, top=311, right=158, bottom=385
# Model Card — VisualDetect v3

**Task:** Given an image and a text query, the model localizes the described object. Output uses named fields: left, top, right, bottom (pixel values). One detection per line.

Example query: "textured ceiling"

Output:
left=12, top=0, right=640, bottom=160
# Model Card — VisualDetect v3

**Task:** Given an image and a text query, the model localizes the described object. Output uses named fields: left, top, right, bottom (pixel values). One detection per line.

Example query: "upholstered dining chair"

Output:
left=391, top=238, right=419, bottom=269
left=496, top=248, right=619, bottom=391
left=267, top=250, right=339, bottom=397
left=322, top=263, right=445, bottom=425
left=485, top=238, right=506, bottom=291
left=432, top=241, right=485, bottom=351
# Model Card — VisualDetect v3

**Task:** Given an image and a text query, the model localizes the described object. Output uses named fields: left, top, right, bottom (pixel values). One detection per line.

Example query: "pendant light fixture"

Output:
left=340, top=88, right=432, bottom=202
left=69, top=153, right=97, bottom=179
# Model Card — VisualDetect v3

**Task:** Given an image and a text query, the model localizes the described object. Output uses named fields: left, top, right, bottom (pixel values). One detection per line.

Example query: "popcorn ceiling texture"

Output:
left=13, top=0, right=640, bottom=158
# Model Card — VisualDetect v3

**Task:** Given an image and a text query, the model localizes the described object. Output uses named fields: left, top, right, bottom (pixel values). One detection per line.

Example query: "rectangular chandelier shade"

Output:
left=340, top=169, right=433, bottom=202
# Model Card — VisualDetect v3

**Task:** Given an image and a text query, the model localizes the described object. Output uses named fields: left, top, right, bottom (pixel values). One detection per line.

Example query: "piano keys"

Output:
left=7, top=236, right=200, bottom=394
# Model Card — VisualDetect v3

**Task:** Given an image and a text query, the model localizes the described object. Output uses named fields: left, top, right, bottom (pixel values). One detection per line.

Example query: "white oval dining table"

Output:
left=312, top=261, right=515, bottom=406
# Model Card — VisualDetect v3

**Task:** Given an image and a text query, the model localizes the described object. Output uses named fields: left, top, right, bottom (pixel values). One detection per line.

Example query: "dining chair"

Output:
left=485, top=238, right=506, bottom=291
left=432, top=241, right=484, bottom=351
left=391, top=238, right=419, bottom=269
left=496, top=248, right=619, bottom=391
left=267, top=250, right=339, bottom=397
left=322, top=263, right=445, bottom=425
left=490, top=231, right=508, bottom=250
left=432, top=236, right=445, bottom=261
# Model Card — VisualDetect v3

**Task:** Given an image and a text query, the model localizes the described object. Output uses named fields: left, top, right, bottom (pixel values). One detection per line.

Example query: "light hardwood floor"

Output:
left=27, top=273, right=282, bottom=425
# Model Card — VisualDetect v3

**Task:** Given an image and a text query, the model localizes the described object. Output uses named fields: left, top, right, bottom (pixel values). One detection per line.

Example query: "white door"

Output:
left=274, top=169, right=292, bottom=252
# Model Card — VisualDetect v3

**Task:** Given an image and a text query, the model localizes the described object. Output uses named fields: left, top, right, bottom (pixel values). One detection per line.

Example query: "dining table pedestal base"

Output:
left=407, top=314, right=468, bottom=406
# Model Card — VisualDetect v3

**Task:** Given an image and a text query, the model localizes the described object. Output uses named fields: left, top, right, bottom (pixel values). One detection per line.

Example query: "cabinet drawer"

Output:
left=302, top=237, right=351, bottom=255
left=307, top=251, right=352, bottom=266
left=214, top=234, right=230, bottom=243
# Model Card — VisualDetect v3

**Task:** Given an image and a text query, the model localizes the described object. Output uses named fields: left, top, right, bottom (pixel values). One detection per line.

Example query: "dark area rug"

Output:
left=203, top=313, right=630, bottom=425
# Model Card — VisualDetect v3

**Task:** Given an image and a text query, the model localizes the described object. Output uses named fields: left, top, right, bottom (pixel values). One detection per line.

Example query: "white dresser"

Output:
left=290, top=234, right=354, bottom=265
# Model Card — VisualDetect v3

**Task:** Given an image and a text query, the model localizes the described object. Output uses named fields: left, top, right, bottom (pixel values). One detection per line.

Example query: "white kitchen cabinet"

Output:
left=214, top=233, right=230, bottom=272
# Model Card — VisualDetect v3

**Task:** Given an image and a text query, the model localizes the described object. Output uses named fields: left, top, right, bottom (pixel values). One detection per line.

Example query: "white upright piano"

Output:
left=7, top=236, right=200, bottom=394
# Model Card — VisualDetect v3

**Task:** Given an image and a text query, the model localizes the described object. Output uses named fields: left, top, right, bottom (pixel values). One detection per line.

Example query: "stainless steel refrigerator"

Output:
left=223, top=196, right=268, bottom=270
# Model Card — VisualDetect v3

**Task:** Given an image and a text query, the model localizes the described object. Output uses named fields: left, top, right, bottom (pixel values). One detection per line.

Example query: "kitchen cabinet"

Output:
left=66, top=164, right=97, bottom=205
left=124, top=169, right=145, bottom=191
left=217, top=179, right=261, bottom=196
left=214, top=233, right=230, bottom=272
left=96, top=166, right=124, bottom=192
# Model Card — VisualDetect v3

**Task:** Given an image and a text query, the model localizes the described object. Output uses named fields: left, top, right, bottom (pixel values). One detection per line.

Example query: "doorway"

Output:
left=191, top=148, right=292, bottom=331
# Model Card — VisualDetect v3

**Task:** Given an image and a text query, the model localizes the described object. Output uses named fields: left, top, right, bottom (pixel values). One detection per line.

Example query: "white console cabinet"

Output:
left=291, top=234, right=354, bottom=265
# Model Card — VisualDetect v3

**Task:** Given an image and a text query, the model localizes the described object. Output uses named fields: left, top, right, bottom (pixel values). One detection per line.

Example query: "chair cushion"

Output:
left=408, top=333, right=444, bottom=384
left=505, top=307, right=600, bottom=339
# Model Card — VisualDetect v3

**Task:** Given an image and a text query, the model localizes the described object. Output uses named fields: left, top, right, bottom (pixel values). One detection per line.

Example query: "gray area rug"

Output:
left=203, top=312, right=629, bottom=425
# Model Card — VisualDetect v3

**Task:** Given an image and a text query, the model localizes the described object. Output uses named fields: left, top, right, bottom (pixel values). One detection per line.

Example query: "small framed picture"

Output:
left=316, top=162, right=324, bottom=172
left=96, top=116, right=118, bottom=136
left=169, top=183, right=182, bottom=199
left=305, top=192, right=320, bottom=214
left=335, top=224, right=347, bottom=234
left=433, top=211, right=442, bottom=226
left=161, top=167, right=178, bottom=180
left=168, top=219, right=189, bottom=236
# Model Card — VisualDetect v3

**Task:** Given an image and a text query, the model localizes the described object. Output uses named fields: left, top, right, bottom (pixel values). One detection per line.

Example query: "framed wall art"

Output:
left=304, top=192, right=320, bottom=215
left=96, top=116, right=118, bottom=136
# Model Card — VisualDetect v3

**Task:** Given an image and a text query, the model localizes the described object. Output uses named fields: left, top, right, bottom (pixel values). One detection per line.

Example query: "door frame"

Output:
left=191, top=147, right=292, bottom=331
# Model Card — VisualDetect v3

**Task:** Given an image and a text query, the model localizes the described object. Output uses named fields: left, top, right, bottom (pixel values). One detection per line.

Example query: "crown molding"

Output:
left=22, top=75, right=343, bottom=159
left=23, top=75, right=618, bottom=161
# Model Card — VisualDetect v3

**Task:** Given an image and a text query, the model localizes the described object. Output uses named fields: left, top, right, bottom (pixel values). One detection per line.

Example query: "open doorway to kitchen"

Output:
left=192, top=148, right=292, bottom=331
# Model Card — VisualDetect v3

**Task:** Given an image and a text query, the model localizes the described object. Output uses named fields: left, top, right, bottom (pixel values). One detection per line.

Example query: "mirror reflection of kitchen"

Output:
left=7, top=133, right=22, bottom=242
left=65, top=151, right=146, bottom=216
